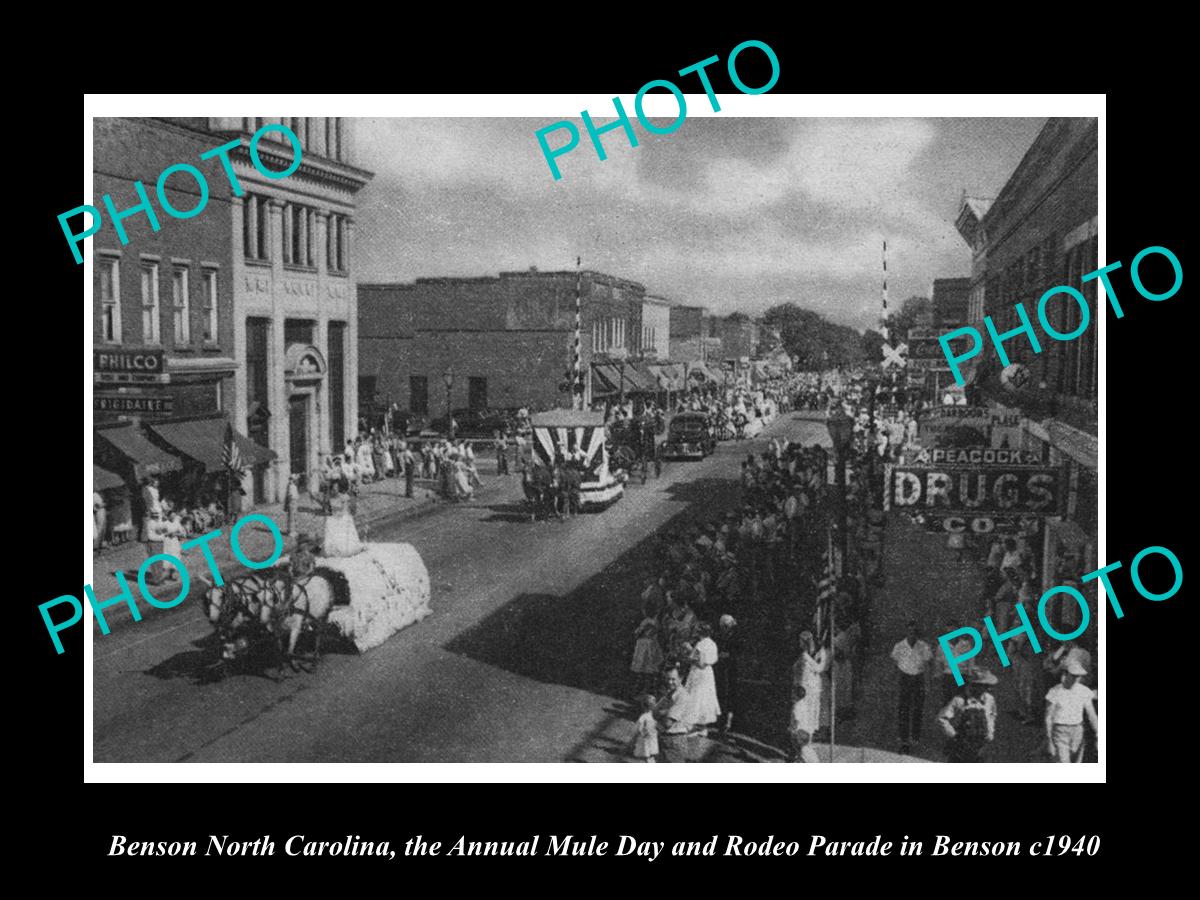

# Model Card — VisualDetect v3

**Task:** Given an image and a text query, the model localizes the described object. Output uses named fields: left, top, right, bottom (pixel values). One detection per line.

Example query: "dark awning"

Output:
left=93, top=464, right=126, bottom=492
left=591, top=364, right=621, bottom=395
left=95, top=424, right=183, bottom=480
left=146, top=416, right=276, bottom=474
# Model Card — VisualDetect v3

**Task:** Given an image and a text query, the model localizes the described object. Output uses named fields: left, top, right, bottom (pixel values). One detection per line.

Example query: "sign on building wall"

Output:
left=94, top=393, right=174, bottom=415
left=94, top=349, right=168, bottom=384
left=886, top=464, right=1067, bottom=516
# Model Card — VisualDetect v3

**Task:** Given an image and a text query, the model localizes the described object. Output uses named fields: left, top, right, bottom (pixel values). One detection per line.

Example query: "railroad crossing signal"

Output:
left=881, top=342, right=909, bottom=368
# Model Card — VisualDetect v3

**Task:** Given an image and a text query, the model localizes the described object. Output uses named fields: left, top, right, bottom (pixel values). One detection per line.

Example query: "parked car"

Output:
left=661, top=411, right=717, bottom=460
left=429, top=407, right=518, bottom=437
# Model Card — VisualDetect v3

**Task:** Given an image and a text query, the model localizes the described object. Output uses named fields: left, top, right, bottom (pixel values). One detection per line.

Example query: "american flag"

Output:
left=813, top=528, right=839, bottom=646
left=222, top=422, right=244, bottom=473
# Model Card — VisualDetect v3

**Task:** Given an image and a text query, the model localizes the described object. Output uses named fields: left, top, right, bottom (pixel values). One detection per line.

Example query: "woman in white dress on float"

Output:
left=323, top=478, right=363, bottom=558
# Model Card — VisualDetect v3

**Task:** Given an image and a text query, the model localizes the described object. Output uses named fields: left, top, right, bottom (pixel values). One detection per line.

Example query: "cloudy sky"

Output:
left=353, top=117, right=1045, bottom=331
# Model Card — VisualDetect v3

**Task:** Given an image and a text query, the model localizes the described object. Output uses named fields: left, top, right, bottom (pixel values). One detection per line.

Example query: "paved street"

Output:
left=92, top=410, right=1074, bottom=764
left=94, top=415, right=820, bottom=762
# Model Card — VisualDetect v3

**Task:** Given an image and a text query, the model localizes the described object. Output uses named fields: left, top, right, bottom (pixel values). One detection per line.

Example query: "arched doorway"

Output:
left=284, top=343, right=328, bottom=490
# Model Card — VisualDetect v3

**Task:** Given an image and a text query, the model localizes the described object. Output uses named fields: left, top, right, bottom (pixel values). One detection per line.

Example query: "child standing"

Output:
left=630, top=694, right=659, bottom=763
left=630, top=609, right=664, bottom=694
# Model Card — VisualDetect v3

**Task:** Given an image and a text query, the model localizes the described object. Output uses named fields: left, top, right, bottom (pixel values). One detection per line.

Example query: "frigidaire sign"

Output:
left=94, top=350, right=168, bottom=384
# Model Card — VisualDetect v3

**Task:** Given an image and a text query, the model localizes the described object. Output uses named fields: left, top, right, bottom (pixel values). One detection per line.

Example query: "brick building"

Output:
left=93, top=117, right=374, bottom=507
left=955, top=117, right=1098, bottom=423
left=954, top=116, right=1098, bottom=599
left=640, top=295, right=672, bottom=358
left=931, top=277, right=970, bottom=329
left=359, top=268, right=644, bottom=416
left=669, top=305, right=711, bottom=362
left=92, top=117, right=271, bottom=523
left=719, top=314, right=759, bottom=361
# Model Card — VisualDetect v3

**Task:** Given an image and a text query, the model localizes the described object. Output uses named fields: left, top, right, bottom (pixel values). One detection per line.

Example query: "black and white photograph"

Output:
left=82, top=104, right=1102, bottom=769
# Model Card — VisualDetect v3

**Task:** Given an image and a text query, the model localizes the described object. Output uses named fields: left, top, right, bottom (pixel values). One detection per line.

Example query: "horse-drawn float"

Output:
left=201, top=537, right=431, bottom=672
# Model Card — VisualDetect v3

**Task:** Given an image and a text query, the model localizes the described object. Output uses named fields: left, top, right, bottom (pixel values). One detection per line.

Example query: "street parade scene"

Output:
left=87, top=114, right=1099, bottom=764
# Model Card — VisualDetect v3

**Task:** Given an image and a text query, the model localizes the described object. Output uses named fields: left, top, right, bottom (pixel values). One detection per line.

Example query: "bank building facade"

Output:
left=215, top=117, right=373, bottom=503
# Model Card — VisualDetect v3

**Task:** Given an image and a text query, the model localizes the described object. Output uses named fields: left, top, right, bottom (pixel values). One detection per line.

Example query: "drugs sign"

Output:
left=886, top=465, right=1067, bottom=516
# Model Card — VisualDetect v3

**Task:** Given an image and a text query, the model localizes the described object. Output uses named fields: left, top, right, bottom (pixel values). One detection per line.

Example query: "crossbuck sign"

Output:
left=881, top=342, right=908, bottom=368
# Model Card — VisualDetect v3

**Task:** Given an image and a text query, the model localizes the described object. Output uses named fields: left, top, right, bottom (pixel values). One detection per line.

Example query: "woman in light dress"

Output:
left=453, top=453, right=474, bottom=500
left=93, top=491, right=107, bottom=550
left=685, top=622, right=721, bottom=733
left=790, top=630, right=829, bottom=747
left=323, top=480, right=363, bottom=558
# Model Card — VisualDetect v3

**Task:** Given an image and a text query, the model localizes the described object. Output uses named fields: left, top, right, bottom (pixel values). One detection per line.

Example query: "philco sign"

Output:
left=94, top=350, right=168, bottom=385
left=886, top=464, right=1066, bottom=516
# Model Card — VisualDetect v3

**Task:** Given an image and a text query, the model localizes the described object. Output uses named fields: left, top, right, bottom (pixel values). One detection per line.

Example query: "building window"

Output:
left=243, top=194, right=271, bottom=261
left=99, top=257, right=121, bottom=343
left=246, top=316, right=271, bottom=448
left=282, top=204, right=314, bottom=267
left=328, top=321, right=347, bottom=448
left=172, top=268, right=190, bottom=346
left=327, top=214, right=348, bottom=274
left=202, top=269, right=218, bottom=342
left=326, top=118, right=345, bottom=162
left=284, top=318, right=314, bottom=347
left=140, top=261, right=160, bottom=344
left=410, top=376, right=429, bottom=415
left=468, top=377, right=488, bottom=411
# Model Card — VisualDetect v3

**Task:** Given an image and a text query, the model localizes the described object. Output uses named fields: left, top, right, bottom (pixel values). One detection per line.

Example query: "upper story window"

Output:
left=172, top=267, right=190, bottom=346
left=140, top=260, right=160, bottom=345
left=282, top=203, right=315, bottom=267
left=99, top=256, right=121, bottom=343
left=243, top=194, right=271, bottom=262
left=202, top=269, right=219, bottom=343
left=327, top=213, right=349, bottom=274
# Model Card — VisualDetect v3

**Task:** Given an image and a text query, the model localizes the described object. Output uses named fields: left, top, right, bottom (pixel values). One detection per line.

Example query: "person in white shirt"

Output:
left=890, top=620, right=933, bottom=754
left=1044, top=659, right=1098, bottom=763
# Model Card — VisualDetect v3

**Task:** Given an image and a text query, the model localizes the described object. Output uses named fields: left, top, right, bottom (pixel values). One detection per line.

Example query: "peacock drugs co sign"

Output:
left=885, top=464, right=1067, bottom=517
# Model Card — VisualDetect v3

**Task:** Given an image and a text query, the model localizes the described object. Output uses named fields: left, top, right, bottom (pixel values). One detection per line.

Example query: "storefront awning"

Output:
left=1045, top=419, right=1098, bottom=470
left=591, top=364, right=620, bottom=396
left=146, top=416, right=276, bottom=474
left=95, top=424, right=183, bottom=480
left=648, top=364, right=686, bottom=391
left=93, top=464, right=126, bottom=492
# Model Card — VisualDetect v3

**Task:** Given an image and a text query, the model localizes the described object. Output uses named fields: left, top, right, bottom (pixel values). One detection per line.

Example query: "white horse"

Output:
left=200, top=572, right=337, bottom=672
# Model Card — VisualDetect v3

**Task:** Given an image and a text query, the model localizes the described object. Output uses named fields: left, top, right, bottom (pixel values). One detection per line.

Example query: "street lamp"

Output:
left=824, top=402, right=855, bottom=763
left=443, top=365, right=456, bottom=440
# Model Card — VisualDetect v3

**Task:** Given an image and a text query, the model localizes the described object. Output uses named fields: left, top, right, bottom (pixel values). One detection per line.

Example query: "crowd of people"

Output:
left=621, top=365, right=1098, bottom=763
left=621, top=372, right=871, bottom=762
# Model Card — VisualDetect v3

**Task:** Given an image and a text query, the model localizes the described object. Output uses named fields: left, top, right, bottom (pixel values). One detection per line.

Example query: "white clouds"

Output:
left=353, top=116, right=1031, bottom=328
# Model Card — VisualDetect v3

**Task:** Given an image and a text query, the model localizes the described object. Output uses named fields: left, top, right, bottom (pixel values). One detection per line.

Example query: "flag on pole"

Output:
left=813, top=528, right=838, bottom=646
left=222, top=422, right=244, bottom=473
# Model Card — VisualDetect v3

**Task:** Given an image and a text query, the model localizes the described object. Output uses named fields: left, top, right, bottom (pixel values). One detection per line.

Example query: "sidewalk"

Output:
left=88, top=458, right=507, bottom=634
left=836, top=511, right=1053, bottom=762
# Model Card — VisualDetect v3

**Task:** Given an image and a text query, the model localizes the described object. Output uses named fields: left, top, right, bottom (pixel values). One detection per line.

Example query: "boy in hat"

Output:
left=937, top=668, right=998, bottom=762
left=1044, top=659, right=1097, bottom=763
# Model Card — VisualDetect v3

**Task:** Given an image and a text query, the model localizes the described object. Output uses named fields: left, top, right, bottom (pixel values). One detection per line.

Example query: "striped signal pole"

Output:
left=881, top=239, right=889, bottom=343
left=574, top=256, right=583, bottom=410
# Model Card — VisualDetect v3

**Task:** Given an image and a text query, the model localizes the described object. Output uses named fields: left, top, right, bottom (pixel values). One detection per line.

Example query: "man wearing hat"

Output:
left=936, top=668, right=998, bottom=762
left=1044, top=659, right=1098, bottom=763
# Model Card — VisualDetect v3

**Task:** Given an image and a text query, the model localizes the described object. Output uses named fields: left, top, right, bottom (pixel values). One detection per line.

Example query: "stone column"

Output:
left=267, top=198, right=287, bottom=502
left=230, top=196, right=254, bottom=501
left=315, top=315, right=331, bottom=459
left=315, top=210, right=329, bottom=276
left=345, top=216, right=359, bottom=440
